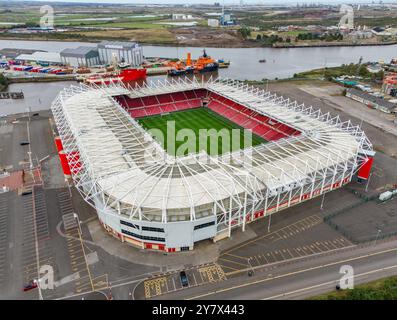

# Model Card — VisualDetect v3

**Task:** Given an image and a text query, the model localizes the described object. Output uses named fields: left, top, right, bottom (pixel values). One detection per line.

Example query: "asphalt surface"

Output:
left=155, top=240, right=397, bottom=300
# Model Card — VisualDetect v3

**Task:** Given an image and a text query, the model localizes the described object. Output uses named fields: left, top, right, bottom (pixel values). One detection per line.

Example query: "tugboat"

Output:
left=167, top=50, right=219, bottom=76
left=259, top=59, right=266, bottom=63
left=194, top=49, right=219, bottom=73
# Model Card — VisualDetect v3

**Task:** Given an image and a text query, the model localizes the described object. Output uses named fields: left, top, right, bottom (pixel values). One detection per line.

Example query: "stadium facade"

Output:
left=51, top=78, right=374, bottom=252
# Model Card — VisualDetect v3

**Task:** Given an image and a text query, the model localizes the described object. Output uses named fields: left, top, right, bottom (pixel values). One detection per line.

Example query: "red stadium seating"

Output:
left=157, top=93, right=173, bottom=104
left=115, top=89, right=301, bottom=140
left=207, top=91, right=301, bottom=141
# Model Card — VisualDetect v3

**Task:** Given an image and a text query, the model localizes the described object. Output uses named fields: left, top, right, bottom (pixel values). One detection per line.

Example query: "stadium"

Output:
left=51, top=77, right=375, bottom=252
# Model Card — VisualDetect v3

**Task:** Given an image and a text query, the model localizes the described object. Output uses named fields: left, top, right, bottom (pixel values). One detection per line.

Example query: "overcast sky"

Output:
left=12, top=0, right=387, bottom=4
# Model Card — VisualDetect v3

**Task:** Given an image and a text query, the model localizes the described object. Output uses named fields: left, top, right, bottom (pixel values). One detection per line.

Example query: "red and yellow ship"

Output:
left=167, top=50, right=219, bottom=76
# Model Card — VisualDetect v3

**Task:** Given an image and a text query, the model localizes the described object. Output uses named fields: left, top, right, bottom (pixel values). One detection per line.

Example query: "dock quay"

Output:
left=0, top=91, right=24, bottom=99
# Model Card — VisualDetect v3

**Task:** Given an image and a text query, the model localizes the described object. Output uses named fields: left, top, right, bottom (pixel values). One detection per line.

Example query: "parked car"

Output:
left=23, top=280, right=37, bottom=292
left=180, top=271, right=189, bottom=287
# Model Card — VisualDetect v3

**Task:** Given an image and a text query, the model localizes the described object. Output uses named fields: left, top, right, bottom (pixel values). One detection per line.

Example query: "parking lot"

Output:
left=139, top=263, right=226, bottom=299
left=217, top=214, right=352, bottom=276
left=0, top=194, right=8, bottom=287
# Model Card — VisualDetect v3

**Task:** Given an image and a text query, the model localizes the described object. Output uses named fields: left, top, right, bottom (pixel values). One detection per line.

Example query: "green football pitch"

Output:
left=137, top=107, right=267, bottom=156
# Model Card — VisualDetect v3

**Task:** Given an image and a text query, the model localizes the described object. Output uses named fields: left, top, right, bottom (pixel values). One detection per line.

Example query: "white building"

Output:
left=208, top=19, right=219, bottom=27
left=97, top=41, right=143, bottom=67
left=15, top=52, right=62, bottom=65
left=172, top=14, right=193, bottom=20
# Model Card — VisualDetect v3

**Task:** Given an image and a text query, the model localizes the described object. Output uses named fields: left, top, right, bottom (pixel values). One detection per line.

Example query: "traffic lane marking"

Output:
left=186, top=246, right=397, bottom=300
left=262, top=264, right=397, bottom=300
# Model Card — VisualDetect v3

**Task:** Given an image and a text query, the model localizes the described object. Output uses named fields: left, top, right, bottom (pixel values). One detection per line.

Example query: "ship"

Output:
left=84, top=68, right=147, bottom=85
left=194, top=50, right=219, bottom=73
left=167, top=50, right=219, bottom=76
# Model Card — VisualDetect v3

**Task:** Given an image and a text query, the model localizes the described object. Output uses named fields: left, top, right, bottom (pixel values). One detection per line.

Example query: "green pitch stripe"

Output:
left=137, top=107, right=267, bottom=156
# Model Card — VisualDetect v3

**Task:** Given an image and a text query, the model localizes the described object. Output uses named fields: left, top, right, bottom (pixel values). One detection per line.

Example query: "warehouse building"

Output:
left=60, top=46, right=100, bottom=67
left=346, top=88, right=397, bottom=114
left=15, top=51, right=62, bottom=65
left=97, top=41, right=143, bottom=66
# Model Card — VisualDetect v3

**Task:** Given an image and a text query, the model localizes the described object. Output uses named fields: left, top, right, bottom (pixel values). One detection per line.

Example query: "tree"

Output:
left=239, top=27, right=251, bottom=40
left=0, top=73, right=8, bottom=90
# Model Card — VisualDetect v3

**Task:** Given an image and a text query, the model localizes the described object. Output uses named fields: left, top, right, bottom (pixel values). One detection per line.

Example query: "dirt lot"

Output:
left=170, top=27, right=258, bottom=48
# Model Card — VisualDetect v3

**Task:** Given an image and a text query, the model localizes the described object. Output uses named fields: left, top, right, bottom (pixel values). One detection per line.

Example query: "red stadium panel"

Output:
left=55, top=137, right=63, bottom=152
left=358, top=157, right=373, bottom=180
left=59, top=150, right=71, bottom=175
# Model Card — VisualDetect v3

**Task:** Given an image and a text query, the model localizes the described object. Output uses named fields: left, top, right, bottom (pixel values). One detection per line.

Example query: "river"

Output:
left=1, top=39, right=397, bottom=80
left=1, top=39, right=397, bottom=115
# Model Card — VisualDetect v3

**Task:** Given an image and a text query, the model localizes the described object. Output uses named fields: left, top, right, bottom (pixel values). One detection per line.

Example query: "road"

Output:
left=154, top=241, right=397, bottom=300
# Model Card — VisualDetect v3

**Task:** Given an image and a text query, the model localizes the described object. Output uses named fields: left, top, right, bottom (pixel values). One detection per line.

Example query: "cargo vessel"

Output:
left=84, top=68, right=147, bottom=85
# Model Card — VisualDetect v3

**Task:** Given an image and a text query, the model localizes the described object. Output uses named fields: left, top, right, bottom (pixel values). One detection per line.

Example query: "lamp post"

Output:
left=374, top=229, right=381, bottom=246
left=365, top=172, right=373, bottom=193
left=73, top=212, right=83, bottom=237
left=320, top=192, right=326, bottom=210
left=267, top=212, right=272, bottom=232
left=247, top=257, right=254, bottom=276
left=33, top=278, right=43, bottom=300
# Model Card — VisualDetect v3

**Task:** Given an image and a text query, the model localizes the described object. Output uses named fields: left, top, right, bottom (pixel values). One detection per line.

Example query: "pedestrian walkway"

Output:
left=0, top=171, right=22, bottom=191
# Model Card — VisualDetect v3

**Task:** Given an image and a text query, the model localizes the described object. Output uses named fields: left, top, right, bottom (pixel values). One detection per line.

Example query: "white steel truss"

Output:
left=51, top=77, right=374, bottom=236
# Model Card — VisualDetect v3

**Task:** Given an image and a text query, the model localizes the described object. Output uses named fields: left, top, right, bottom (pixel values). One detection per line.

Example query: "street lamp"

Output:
left=320, top=192, right=326, bottom=210
left=73, top=212, right=83, bottom=236
left=267, top=213, right=272, bottom=232
left=247, top=257, right=254, bottom=276
left=33, top=278, right=43, bottom=300
left=374, top=229, right=382, bottom=246
left=365, top=172, right=373, bottom=193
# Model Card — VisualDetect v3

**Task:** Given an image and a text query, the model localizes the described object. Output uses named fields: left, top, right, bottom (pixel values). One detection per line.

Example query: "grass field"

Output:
left=310, top=275, right=397, bottom=300
left=138, top=107, right=266, bottom=156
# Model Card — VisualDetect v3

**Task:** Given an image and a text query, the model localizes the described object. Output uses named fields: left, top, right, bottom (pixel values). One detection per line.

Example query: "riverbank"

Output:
left=0, top=73, right=9, bottom=91
left=2, top=33, right=397, bottom=49
left=7, top=75, right=76, bottom=84
left=0, top=34, right=258, bottom=48
left=273, top=40, right=397, bottom=49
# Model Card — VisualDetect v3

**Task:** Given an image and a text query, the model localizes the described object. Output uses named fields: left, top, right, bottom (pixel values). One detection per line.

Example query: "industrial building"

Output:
left=208, top=19, right=220, bottom=27
left=51, top=78, right=374, bottom=252
left=382, top=73, right=397, bottom=97
left=220, top=11, right=236, bottom=26
left=346, top=88, right=397, bottom=113
left=172, top=14, right=193, bottom=20
left=60, top=46, right=100, bottom=67
left=97, top=41, right=143, bottom=67
left=15, top=51, right=62, bottom=65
